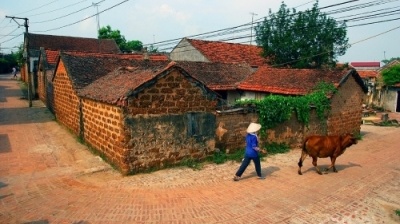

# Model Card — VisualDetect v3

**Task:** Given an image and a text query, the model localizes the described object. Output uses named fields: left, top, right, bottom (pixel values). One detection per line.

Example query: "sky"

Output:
left=1, top=0, right=399, bottom=64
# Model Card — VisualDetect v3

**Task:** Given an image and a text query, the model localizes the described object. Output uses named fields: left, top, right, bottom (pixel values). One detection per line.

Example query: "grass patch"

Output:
left=179, top=157, right=203, bottom=170
left=264, top=142, right=290, bottom=155
left=396, top=209, right=400, bottom=216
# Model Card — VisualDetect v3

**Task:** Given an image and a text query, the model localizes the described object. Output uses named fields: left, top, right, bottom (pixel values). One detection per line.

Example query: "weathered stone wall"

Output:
left=215, top=109, right=325, bottom=152
left=327, top=76, right=364, bottom=135
left=53, top=61, right=81, bottom=136
left=81, top=99, right=129, bottom=173
left=125, top=113, right=215, bottom=173
left=124, top=70, right=217, bottom=174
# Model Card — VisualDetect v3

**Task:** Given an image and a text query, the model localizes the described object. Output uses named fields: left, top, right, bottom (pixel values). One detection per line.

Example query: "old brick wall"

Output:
left=53, top=61, right=81, bottom=136
left=327, top=76, right=364, bottom=135
left=216, top=77, right=364, bottom=152
left=124, top=70, right=217, bottom=174
left=37, top=70, right=47, bottom=103
left=81, top=99, right=130, bottom=173
left=215, top=109, right=326, bottom=152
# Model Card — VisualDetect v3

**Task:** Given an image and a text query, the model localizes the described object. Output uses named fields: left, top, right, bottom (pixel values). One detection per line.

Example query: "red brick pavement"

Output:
left=0, top=73, right=399, bottom=224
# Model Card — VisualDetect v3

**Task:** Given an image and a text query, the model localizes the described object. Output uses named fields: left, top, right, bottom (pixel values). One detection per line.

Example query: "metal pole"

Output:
left=5, top=16, right=31, bottom=107
left=24, top=18, right=32, bottom=107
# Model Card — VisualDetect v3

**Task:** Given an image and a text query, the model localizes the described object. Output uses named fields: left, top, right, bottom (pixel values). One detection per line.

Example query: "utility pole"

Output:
left=249, top=12, right=258, bottom=45
left=6, top=16, right=32, bottom=107
left=92, top=2, right=101, bottom=32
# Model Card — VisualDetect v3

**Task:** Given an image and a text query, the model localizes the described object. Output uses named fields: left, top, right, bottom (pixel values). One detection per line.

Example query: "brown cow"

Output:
left=297, top=133, right=358, bottom=175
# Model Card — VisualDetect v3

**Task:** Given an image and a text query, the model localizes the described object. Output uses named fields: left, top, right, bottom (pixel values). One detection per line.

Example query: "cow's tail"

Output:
left=298, top=137, right=309, bottom=168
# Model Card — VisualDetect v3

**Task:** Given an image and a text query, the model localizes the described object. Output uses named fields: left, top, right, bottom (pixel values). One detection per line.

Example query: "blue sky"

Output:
left=1, top=0, right=399, bottom=63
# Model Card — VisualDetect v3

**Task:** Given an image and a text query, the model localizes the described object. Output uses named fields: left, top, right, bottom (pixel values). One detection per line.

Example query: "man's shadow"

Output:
left=240, top=166, right=280, bottom=180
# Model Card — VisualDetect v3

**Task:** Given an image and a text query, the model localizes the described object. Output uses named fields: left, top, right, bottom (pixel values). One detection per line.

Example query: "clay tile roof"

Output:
left=175, top=61, right=253, bottom=90
left=79, top=61, right=216, bottom=105
left=59, top=52, right=170, bottom=91
left=186, top=38, right=267, bottom=67
left=27, top=33, right=121, bottom=53
left=45, top=49, right=59, bottom=66
left=79, top=62, right=171, bottom=104
left=357, top=70, right=378, bottom=79
left=238, top=66, right=358, bottom=95
left=350, top=62, right=380, bottom=68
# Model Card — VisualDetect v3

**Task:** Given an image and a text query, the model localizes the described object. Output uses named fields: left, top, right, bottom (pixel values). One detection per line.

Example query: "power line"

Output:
left=30, top=0, right=105, bottom=24
left=14, top=0, right=60, bottom=16
left=25, top=0, right=89, bottom=17
left=31, top=0, right=130, bottom=32
left=145, top=0, right=399, bottom=49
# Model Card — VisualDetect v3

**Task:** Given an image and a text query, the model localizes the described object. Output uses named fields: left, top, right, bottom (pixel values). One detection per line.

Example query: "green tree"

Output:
left=255, top=1, right=348, bottom=68
left=381, top=64, right=400, bottom=86
left=98, top=25, right=143, bottom=52
left=382, top=57, right=400, bottom=65
left=0, top=46, right=23, bottom=73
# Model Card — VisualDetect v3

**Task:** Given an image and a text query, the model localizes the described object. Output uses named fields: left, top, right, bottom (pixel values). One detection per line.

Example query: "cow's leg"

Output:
left=331, top=157, right=338, bottom=172
left=325, top=156, right=337, bottom=173
left=312, top=156, right=322, bottom=175
left=297, top=150, right=308, bottom=175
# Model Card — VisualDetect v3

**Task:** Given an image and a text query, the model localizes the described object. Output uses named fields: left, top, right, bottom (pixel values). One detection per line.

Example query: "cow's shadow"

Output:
left=302, top=162, right=362, bottom=174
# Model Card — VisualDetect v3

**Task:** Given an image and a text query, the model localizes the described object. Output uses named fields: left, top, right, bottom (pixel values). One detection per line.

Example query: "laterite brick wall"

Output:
left=52, top=61, right=81, bottom=135
left=327, top=76, right=364, bottom=135
left=81, top=99, right=129, bottom=173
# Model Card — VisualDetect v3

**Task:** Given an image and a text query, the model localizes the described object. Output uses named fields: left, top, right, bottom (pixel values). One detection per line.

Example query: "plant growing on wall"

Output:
left=236, top=82, right=336, bottom=132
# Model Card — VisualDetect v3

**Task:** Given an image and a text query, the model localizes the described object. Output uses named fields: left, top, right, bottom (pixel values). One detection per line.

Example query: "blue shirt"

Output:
left=244, top=133, right=259, bottom=158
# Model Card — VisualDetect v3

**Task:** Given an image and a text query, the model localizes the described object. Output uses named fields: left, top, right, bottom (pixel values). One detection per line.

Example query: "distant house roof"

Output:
left=27, top=33, right=121, bottom=55
left=350, top=62, right=380, bottom=69
left=79, top=62, right=216, bottom=105
left=180, top=38, right=267, bottom=67
left=238, top=66, right=367, bottom=95
left=357, top=70, right=378, bottom=79
left=56, top=51, right=170, bottom=92
left=175, top=61, right=253, bottom=90
left=44, top=49, right=59, bottom=66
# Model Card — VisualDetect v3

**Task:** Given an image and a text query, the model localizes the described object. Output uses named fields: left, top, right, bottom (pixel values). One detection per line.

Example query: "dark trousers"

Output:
left=235, top=156, right=261, bottom=177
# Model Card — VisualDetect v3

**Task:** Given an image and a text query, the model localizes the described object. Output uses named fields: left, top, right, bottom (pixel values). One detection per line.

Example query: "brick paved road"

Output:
left=1, top=74, right=399, bottom=224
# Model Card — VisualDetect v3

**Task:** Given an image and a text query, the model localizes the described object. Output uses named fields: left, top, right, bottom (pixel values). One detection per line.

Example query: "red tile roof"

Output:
left=357, top=70, right=378, bottom=79
left=185, top=38, right=267, bottom=67
left=58, top=51, right=170, bottom=91
left=238, top=66, right=362, bottom=95
left=350, top=62, right=380, bottom=68
left=27, top=33, right=121, bottom=53
left=175, top=61, right=253, bottom=90
left=79, top=62, right=216, bottom=105
left=45, top=49, right=59, bottom=66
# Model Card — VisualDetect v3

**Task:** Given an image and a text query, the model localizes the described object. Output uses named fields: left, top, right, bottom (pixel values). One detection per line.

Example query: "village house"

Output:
left=214, top=66, right=368, bottom=150
left=175, top=61, right=253, bottom=106
left=169, top=38, right=267, bottom=104
left=374, top=60, right=400, bottom=112
left=170, top=38, right=267, bottom=68
left=349, top=61, right=381, bottom=107
left=53, top=52, right=218, bottom=174
left=24, top=33, right=121, bottom=100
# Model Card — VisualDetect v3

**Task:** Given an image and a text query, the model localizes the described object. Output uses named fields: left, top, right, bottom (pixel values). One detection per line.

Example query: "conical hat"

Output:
left=246, top=123, right=261, bottom=133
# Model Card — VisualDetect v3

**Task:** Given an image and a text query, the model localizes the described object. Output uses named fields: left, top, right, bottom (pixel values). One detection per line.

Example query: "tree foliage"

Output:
left=381, top=57, right=400, bottom=65
left=381, top=64, right=400, bottom=86
left=98, top=25, right=143, bottom=52
left=255, top=1, right=349, bottom=68
left=0, top=45, right=24, bottom=74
